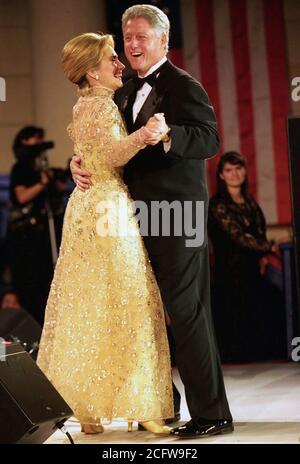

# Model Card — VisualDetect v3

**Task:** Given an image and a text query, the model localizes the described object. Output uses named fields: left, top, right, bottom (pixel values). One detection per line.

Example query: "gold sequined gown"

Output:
left=37, top=86, right=174, bottom=425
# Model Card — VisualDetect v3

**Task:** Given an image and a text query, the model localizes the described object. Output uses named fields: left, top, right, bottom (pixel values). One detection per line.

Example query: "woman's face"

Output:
left=220, top=162, right=247, bottom=188
left=91, top=45, right=125, bottom=91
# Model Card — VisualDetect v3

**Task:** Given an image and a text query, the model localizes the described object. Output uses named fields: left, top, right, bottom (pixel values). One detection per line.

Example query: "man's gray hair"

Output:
left=122, top=4, right=170, bottom=50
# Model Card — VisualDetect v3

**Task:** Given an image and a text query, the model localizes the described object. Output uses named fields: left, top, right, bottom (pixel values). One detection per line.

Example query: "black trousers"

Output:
left=144, top=235, right=232, bottom=422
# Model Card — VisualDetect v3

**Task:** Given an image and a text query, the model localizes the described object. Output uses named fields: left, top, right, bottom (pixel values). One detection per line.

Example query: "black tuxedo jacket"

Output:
left=115, top=60, right=220, bottom=204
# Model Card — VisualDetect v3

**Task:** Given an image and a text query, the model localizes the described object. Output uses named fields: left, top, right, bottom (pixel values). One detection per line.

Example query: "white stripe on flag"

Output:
left=247, top=0, right=277, bottom=223
left=180, top=0, right=201, bottom=81
left=214, top=0, right=240, bottom=153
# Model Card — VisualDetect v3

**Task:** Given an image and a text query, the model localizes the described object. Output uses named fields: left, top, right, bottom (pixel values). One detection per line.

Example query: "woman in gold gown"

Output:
left=37, top=33, right=173, bottom=435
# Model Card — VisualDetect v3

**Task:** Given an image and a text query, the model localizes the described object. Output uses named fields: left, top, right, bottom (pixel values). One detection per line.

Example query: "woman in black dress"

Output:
left=208, top=151, right=285, bottom=363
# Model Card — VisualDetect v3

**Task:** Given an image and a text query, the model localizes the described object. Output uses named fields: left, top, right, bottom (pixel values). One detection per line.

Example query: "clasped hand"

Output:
left=70, top=113, right=169, bottom=192
left=140, top=113, right=169, bottom=145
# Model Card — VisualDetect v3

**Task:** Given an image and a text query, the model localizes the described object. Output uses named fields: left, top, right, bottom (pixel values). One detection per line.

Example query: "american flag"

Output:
left=107, top=0, right=291, bottom=225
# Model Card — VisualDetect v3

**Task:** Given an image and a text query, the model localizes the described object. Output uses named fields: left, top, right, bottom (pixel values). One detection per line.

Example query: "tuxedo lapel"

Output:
left=133, top=60, right=172, bottom=130
left=119, top=80, right=135, bottom=113
left=120, top=81, right=136, bottom=133
left=119, top=60, right=173, bottom=132
left=133, top=86, right=164, bottom=130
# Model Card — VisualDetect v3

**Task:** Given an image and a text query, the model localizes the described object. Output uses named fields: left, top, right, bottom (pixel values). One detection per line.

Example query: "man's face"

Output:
left=123, top=18, right=167, bottom=76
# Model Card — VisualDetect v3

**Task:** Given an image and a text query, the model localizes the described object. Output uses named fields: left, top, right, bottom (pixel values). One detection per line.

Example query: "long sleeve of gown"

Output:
left=69, top=92, right=146, bottom=167
left=210, top=200, right=271, bottom=253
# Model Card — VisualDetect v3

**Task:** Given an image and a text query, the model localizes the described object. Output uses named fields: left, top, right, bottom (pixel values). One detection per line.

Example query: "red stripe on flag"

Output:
left=168, top=48, right=185, bottom=69
left=263, top=0, right=291, bottom=223
left=229, top=0, right=257, bottom=198
left=196, top=0, right=223, bottom=195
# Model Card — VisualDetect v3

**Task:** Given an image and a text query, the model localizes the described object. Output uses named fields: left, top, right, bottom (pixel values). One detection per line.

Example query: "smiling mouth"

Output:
left=131, top=52, right=143, bottom=58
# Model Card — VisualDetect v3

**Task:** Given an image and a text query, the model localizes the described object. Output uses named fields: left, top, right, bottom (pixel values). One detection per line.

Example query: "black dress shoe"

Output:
left=170, top=419, right=234, bottom=438
left=138, top=412, right=180, bottom=431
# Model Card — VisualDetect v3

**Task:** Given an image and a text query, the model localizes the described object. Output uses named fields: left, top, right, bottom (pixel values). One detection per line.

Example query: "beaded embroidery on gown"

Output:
left=37, top=86, right=174, bottom=424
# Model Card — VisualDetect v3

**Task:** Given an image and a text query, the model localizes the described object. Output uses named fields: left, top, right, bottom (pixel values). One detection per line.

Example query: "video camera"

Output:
left=33, top=141, right=55, bottom=172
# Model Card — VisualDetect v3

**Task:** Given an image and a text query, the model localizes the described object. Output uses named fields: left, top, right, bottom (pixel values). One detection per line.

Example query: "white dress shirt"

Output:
left=132, top=56, right=171, bottom=152
left=132, top=56, right=168, bottom=123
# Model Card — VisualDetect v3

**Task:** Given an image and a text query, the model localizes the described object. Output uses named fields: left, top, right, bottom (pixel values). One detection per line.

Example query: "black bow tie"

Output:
left=132, top=73, right=158, bottom=91
left=132, top=64, right=164, bottom=91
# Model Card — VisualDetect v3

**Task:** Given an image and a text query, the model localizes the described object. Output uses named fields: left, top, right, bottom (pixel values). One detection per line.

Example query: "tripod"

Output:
left=35, top=152, right=58, bottom=268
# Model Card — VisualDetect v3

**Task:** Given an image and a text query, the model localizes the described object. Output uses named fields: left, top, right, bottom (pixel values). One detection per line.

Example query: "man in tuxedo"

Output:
left=71, top=4, right=233, bottom=438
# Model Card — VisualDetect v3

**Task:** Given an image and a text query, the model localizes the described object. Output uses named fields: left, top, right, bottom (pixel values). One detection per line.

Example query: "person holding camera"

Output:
left=8, top=126, right=56, bottom=325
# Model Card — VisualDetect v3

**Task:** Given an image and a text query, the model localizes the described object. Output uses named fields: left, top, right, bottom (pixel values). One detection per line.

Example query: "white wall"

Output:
left=29, top=0, right=107, bottom=168
left=0, top=0, right=107, bottom=173
left=0, top=0, right=33, bottom=173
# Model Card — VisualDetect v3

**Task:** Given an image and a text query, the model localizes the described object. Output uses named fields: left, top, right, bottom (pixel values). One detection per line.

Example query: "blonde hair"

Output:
left=62, top=32, right=114, bottom=95
left=122, top=4, right=170, bottom=51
